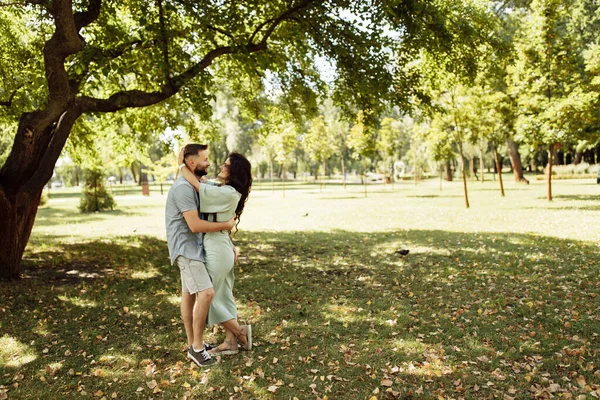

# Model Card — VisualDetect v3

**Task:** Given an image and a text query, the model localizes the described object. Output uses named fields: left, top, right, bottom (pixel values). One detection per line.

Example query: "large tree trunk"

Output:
left=506, top=137, right=529, bottom=184
left=0, top=190, right=42, bottom=279
left=0, top=108, right=81, bottom=280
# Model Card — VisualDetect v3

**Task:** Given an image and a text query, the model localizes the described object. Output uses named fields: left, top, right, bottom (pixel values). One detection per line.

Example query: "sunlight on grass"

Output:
left=0, top=335, right=37, bottom=367
left=166, top=294, right=181, bottom=306
left=98, top=353, right=138, bottom=370
left=57, top=295, right=98, bottom=308
left=323, top=304, right=363, bottom=324
left=130, top=268, right=159, bottom=279
left=32, top=324, right=50, bottom=336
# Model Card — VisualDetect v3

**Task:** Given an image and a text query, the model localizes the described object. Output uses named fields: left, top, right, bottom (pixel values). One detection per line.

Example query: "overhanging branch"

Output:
left=0, top=88, right=20, bottom=108
left=74, top=0, right=101, bottom=31
left=249, top=0, right=316, bottom=45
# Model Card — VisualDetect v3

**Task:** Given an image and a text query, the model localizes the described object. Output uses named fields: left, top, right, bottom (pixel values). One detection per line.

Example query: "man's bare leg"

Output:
left=192, top=288, right=214, bottom=350
left=181, top=292, right=195, bottom=347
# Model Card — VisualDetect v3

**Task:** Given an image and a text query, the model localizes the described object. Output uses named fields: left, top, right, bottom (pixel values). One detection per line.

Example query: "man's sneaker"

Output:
left=183, top=343, right=216, bottom=353
left=204, top=343, right=216, bottom=352
left=187, top=346, right=215, bottom=366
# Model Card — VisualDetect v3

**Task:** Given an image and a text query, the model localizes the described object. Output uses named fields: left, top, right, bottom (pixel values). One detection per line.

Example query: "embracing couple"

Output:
left=165, top=143, right=253, bottom=366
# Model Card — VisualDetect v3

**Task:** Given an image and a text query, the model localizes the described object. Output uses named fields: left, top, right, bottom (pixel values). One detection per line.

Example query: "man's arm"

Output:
left=182, top=210, right=235, bottom=233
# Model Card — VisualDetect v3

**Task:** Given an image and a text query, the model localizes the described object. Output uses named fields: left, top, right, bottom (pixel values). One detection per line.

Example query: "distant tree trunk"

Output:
left=445, top=160, right=453, bottom=181
left=469, top=157, right=477, bottom=181
left=341, top=155, right=347, bottom=189
left=493, top=148, right=505, bottom=197
left=574, top=152, right=582, bottom=165
left=439, top=163, right=443, bottom=191
left=363, top=158, right=367, bottom=198
left=321, top=160, right=326, bottom=192
left=281, top=163, right=286, bottom=198
left=75, top=166, right=81, bottom=186
left=119, top=168, right=123, bottom=184
left=547, top=144, right=554, bottom=201
left=506, top=138, right=529, bottom=183
left=130, top=163, right=138, bottom=184
left=269, top=159, right=274, bottom=193
left=459, top=152, right=470, bottom=209
left=479, top=147, right=485, bottom=183
left=139, top=164, right=145, bottom=186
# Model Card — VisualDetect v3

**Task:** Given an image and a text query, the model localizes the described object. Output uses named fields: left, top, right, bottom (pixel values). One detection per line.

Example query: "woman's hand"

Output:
left=225, top=216, right=236, bottom=231
left=177, top=147, right=185, bottom=165
left=233, top=246, right=239, bottom=262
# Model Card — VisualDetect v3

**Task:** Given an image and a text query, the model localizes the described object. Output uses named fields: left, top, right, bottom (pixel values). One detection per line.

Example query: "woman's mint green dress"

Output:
left=199, top=183, right=241, bottom=326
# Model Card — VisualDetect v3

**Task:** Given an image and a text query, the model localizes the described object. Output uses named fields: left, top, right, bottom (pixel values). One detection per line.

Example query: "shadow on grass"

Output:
left=1, top=230, right=599, bottom=398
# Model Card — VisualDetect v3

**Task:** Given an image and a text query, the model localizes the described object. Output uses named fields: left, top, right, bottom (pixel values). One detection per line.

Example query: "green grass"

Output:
left=2, top=174, right=600, bottom=399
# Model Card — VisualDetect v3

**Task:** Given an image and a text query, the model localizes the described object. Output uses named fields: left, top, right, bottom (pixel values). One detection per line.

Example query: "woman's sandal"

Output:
left=208, top=344, right=239, bottom=356
left=239, top=325, right=252, bottom=351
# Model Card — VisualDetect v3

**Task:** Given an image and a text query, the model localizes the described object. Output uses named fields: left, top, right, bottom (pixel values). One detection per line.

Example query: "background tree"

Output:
left=147, top=154, right=176, bottom=195
left=304, top=115, right=335, bottom=190
left=510, top=0, right=596, bottom=200
left=348, top=111, right=377, bottom=197
left=377, top=117, right=402, bottom=187
left=78, top=167, right=116, bottom=213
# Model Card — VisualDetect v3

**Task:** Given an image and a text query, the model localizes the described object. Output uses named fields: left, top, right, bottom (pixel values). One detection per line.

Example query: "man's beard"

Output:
left=194, top=166, right=208, bottom=177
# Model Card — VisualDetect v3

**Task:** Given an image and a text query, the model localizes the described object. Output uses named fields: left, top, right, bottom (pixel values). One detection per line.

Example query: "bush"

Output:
left=574, top=162, right=589, bottom=175
left=79, top=168, right=116, bottom=213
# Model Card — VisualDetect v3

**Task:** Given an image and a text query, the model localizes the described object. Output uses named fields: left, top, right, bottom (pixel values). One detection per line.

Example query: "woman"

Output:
left=180, top=151, right=253, bottom=355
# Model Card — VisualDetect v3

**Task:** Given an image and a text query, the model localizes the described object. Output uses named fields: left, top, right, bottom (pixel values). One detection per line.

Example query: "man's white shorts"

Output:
left=175, top=256, right=213, bottom=294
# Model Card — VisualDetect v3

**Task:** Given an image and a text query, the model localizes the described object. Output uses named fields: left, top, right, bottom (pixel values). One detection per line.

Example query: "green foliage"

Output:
left=304, top=115, right=335, bottom=166
left=78, top=168, right=116, bottom=213
left=348, top=111, right=377, bottom=160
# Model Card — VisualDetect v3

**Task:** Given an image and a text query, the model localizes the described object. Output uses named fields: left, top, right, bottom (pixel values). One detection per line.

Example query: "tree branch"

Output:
left=206, top=24, right=236, bottom=41
left=249, top=0, right=316, bottom=45
left=0, top=88, right=20, bottom=108
left=24, top=105, right=82, bottom=193
left=44, top=0, right=84, bottom=107
left=77, top=39, right=272, bottom=113
left=156, top=0, right=172, bottom=87
left=73, top=0, right=101, bottom=31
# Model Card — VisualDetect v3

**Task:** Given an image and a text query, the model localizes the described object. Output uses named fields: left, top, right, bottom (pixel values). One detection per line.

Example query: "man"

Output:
left=165, top=144, right=235, bottom=366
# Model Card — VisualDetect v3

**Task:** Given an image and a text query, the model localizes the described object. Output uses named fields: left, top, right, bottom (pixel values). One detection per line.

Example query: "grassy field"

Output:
left=1, top=174, right=600, bottom=399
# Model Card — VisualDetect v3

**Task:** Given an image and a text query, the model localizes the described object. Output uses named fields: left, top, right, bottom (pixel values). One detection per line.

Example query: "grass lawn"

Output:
left=1, top=175, right=600, bottom=399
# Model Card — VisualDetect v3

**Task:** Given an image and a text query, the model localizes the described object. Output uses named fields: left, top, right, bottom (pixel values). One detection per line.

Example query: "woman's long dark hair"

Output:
left=224, top=152, right=252, bottom=232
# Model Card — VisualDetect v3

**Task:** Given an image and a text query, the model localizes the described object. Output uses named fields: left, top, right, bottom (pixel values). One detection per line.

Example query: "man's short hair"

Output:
left=183, top=144, right=208, bottom=160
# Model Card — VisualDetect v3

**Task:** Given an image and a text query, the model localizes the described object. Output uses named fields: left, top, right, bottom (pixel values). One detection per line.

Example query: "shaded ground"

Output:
left=1, top=229, right=599, bottom=399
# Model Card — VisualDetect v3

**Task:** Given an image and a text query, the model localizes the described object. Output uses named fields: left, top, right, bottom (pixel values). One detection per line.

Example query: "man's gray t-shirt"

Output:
left=165, top=175, right=204, bottom=265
